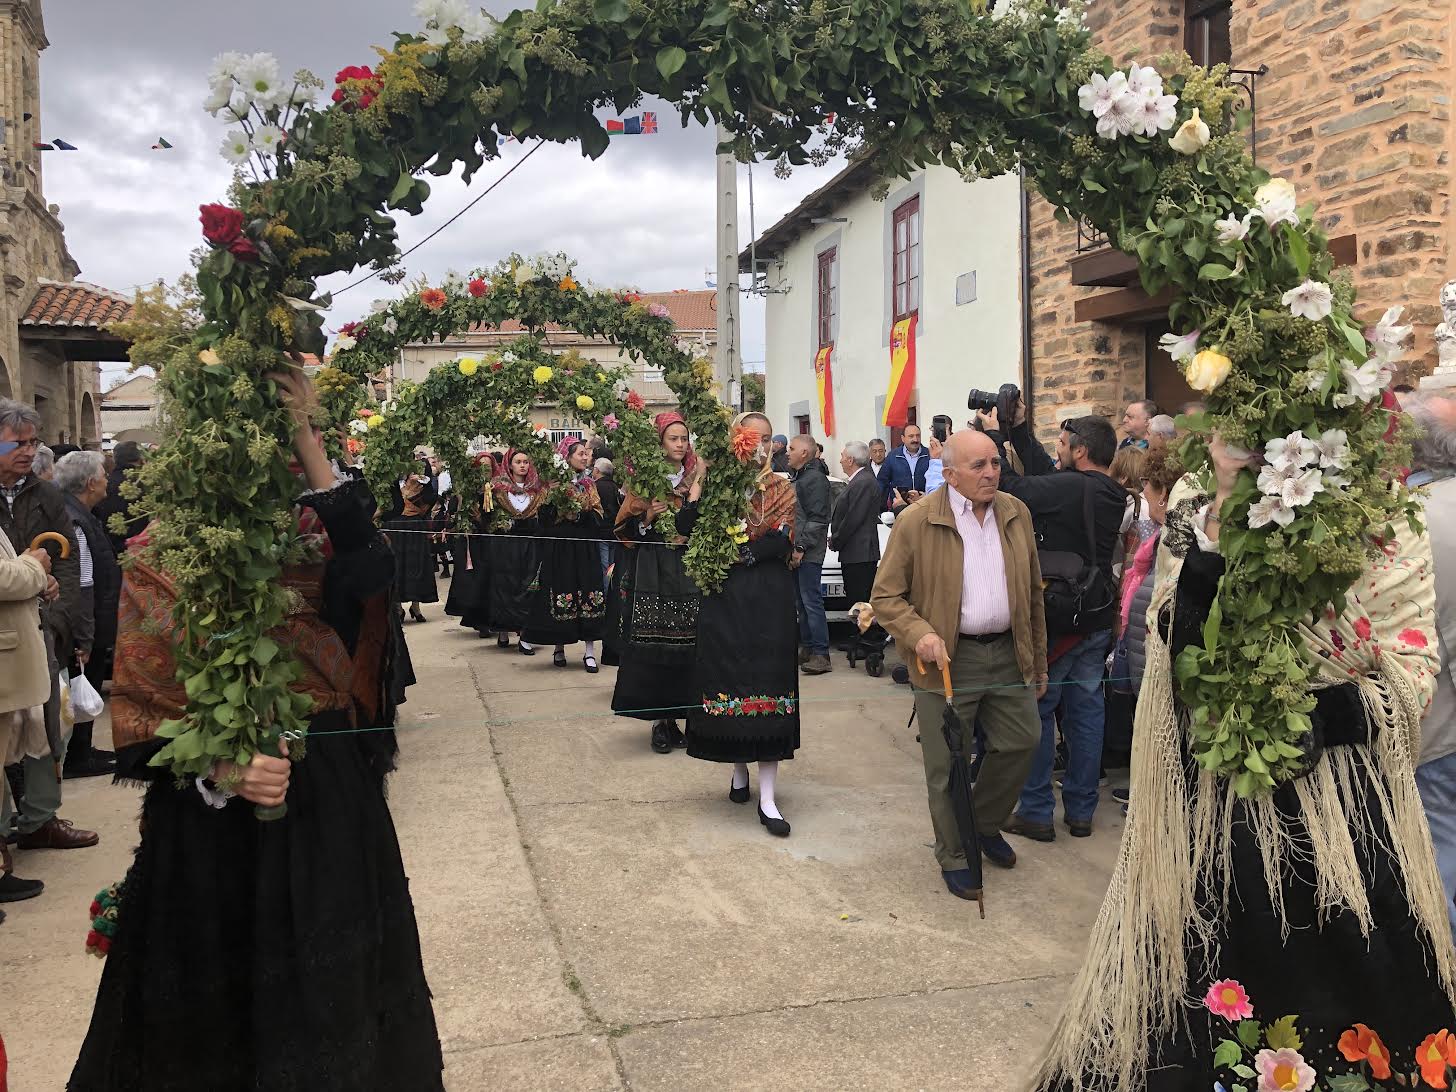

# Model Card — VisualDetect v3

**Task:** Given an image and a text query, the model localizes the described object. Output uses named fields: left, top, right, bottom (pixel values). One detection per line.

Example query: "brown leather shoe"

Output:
left=1002, top=814, right=1056, bottom=843
left=16, top=817, right=99, bottom=850
left=802, top=654, right=832, bottom=675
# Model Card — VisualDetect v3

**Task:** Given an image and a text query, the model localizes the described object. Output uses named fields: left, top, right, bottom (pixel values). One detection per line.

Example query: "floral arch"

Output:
left=130, top=0, right=1413, bottom=794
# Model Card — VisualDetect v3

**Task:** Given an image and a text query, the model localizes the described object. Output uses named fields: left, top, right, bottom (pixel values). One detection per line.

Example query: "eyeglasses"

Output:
left=0, top=438, right=41, bottom=452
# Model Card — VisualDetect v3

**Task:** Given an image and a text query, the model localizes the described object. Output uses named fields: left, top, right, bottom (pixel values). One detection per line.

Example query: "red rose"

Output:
left=199, top=203, right=244, bottom=246
left=489, top=361, right=502, bottom=371
left=468, top=278, right=488, bottom=297
left=333, top=66, right=381, bottom=110
left=228, top=237, right=260, bottom=262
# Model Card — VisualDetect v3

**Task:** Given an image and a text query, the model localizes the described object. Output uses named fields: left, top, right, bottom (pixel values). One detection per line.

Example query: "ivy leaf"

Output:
left=1213, top=1039, right=1244, bottom=1069
left=656, top=46, right=687, bottom=79
left=592, top=0, right=630, bottom=21
left=1263, top=1015, right=1302, bottom=1051
left=1235, top=1019, right=1262, bottom=1049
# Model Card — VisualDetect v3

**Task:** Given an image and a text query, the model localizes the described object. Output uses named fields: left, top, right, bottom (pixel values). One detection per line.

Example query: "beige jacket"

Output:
left=871, top=488, right=1048, bottom=683
left=0, top=530, right=49, bottom=715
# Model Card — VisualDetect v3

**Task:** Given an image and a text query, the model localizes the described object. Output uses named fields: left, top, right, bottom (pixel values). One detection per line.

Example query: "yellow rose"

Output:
left=1185, top=348, right=1233, bottom=393
left=533, top=365, right=554, bottom=384
left=576, top=394, right=595, bottom=411
left=199, top=348, right=221, bottom=366
left=458, top=357, right=480, bottom=376
left=366, top=413, right=385, bottom=430
left=1168, top=108, right=1210, bottom=155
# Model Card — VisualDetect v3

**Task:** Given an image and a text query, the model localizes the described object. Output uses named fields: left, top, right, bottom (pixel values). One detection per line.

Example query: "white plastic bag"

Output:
left=70, top=671, right=105, bottom=720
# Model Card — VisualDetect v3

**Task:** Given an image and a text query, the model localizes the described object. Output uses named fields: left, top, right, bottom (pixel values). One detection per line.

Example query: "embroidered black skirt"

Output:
left=611, top=536, right=700, bottom=721
left=522, top=516, right=606, bottom=647
left=686, top=559, right=800, bottom=763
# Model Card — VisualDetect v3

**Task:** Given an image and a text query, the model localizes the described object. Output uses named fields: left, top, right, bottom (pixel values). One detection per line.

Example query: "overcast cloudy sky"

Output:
left=39, top=1, right=840, bottom=387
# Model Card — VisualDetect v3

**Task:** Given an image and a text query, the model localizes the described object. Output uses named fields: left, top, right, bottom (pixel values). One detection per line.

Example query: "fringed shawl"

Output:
left=1030, top=476, right=1455, bottom=1091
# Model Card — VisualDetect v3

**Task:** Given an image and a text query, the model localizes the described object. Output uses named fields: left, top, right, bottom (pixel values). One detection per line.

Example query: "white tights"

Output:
left=733, top=761, right=782, bottom=818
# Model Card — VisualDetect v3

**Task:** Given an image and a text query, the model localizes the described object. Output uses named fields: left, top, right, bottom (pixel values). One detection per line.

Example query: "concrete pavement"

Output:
left=1, top=598, right=1122, bottom=1090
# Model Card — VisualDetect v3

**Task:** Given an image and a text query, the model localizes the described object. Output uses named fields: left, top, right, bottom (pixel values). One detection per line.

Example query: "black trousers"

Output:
left=841, top=561, right=886, bottom=652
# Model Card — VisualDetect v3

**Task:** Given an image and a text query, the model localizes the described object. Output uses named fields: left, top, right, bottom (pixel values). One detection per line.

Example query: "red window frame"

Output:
left=816, top=247, right=837, bottom=349
left=892, top=196, right=921, bottom=322
left=794, top=415, right=811, bottom=436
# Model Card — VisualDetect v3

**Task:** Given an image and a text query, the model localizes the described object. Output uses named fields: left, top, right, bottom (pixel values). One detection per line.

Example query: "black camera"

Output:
left=968, top=383, right=1022, bottom=428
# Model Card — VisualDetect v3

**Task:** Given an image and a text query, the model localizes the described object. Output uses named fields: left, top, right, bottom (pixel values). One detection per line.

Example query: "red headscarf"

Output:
left=654, top=411, right=698, bottom=479
left=492, top=449, right=542, bottom=495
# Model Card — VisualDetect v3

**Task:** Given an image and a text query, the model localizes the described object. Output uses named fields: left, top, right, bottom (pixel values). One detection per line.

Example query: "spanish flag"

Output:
left=814, top=346, right=836, bottom=437
left=884, top=315, right=917, bottom=427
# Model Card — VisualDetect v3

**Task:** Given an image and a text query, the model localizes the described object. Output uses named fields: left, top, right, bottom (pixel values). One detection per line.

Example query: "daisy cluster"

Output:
left=413, top=0, right=495, bottom=45
left=205, top=52, right=318, bottom=167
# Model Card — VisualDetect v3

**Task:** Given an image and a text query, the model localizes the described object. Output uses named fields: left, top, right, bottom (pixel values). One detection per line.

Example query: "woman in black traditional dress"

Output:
left=523, top=437, right=606, bottom=672
left=443, top=453, right=495, bottom=637
left=612, top=412, right=704, bottom=753
left=686, top=411, right=800, bottom=837
left=1032, top=438, right=1456, bottom=1092
left=70, top=364, right=442, bottom=1092
left=383, top=452, right=438, bottom=622
left=486, top=450, right=544, bottom=653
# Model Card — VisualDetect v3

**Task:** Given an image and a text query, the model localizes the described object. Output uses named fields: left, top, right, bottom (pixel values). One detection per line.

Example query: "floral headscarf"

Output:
left=492, top=449, right=542, bottom=495
left=654, top=411, right=698, bottom=481
left=557, top=436, right=593, bottom=490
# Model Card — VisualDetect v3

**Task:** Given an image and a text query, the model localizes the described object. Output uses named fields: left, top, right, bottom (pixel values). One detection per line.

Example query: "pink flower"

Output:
left=603, top=413, right=620, bottom=431
left=648, top=303, right=670, bottom=319
left=1254, top=1047, right=1315, bottom=1092
left=1204, top=979, right=1254, bottom=1021
left=1401, top=627, right=1430, bottom=648
left=1354, top=617, right=1372, bottom=642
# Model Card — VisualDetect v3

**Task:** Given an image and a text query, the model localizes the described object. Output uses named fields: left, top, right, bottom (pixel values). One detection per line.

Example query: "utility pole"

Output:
left=714, top=123, right=742, bottom=411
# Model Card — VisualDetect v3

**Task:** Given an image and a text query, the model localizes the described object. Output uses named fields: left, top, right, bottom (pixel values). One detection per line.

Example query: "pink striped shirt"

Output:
left=947, top=485, right=1012, bottom=636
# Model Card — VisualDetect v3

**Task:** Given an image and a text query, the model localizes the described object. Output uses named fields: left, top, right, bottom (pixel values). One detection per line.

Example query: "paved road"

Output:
left=2, top=594, right=1122, bottom=1090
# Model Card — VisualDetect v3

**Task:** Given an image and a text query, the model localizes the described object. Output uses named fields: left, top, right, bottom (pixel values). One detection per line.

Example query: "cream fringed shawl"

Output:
left=1029, top=481, right=1456, bottom=1092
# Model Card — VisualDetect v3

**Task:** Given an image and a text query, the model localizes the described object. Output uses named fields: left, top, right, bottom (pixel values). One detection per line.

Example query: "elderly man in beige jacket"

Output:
left=872, top=430, right=1048, bottom=900
left=0, top=525, right=55, bottom=912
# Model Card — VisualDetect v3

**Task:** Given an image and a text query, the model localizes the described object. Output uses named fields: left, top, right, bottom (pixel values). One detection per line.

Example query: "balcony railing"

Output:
left=1074, top=64, right=1267, bottom=255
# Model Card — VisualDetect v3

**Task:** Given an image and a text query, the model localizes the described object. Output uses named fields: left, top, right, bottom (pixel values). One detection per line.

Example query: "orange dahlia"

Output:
left=419, top=288, right=447, bottom=310
left=1338, top=1024, right=1391, bottom=1081
left=1418, top=1029, right=1456, bottom=1089
left=730, top=424, right=762, bottom=462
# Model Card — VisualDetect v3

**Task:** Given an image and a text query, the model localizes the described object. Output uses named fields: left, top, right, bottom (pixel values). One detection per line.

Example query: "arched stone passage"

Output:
left=79, top=390, right=99, bottom=445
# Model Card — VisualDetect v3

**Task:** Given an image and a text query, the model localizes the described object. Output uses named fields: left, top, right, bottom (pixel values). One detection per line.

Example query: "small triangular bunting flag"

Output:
left=52, top=138, right=77, bottom=150
left=151, top=137, right=173, bottom=149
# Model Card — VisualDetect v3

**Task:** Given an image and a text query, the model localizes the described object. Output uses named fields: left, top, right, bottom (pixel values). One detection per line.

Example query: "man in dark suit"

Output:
left=831, top=440, right=887, bottom=668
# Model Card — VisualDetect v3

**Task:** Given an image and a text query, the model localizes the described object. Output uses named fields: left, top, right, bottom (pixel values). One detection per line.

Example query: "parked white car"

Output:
left=820, top=478, right=895, bottom=623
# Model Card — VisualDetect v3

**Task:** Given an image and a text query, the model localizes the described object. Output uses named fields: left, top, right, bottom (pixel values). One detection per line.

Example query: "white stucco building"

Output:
left=743, top=161, right=1026, bottom=454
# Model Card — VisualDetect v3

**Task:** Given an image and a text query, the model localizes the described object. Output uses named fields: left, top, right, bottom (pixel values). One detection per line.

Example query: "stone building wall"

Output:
left=1027, top=0, right=1454, bottom=433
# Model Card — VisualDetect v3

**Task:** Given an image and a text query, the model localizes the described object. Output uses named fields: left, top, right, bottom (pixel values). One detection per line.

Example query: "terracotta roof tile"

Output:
left=22, top=279, right=134, bottom=330
left=450, top=289, right=719, bottom=340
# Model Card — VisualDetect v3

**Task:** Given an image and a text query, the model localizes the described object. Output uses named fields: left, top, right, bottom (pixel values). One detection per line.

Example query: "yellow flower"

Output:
left=576, top=394, right=595, bottom=411
left=1168, top=108, right=1210, bottom=155
left=366, top=413, right=385, bottom=430
left=597, top=372, right=607, bottom=381
left=198, top=348, right=221, bottom=366
left=1185, top=348, right=1233, bottom=393
left=458, top=357, right=480, bottom=377
left=559, top=275, right=578, bottom=292
left=533, top=365, right=554, bottom=384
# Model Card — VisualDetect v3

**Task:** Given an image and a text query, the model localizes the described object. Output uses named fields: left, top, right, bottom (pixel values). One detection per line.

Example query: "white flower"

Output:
left=252, top=125, right=284, bottom=154
left=1214, top=212, right=1253, bottom=244
left=1132, top=88, right=1180, bottom=138
left=460, top=9, right=495, bottom=42
left=334, top=334, right=357, bottom=352
left=220, top=130, right=252, bottom=164
left=1336, top=358, right=1392, bottom=407
left=1282, top=468, right=1324, bottom=508
left=1125, top=64, right=1163, bottom=96
left=287, top=84, right=318, bottom=109
left=1282, top=279, right=1334, bottom=322
left=1368, top=305, right=1413, bottom=363
left=1078, top=71, right=1129, bottom=119
left=1265, top=430, right=1318, bottom=471
left=234, top=53, right=282, bottom=104
left=1257, top=463, right=1297, bottom=496
left=1323, top=468, right=1351, bottom=489
left=281, top=295, right=326, bottom=312
left=1158, top=328, right=1200, bottom=363
left=1096, top=89, right=1142, bottom=139
left=415, top=0, right=469, bottom=28
left=1168, top=108, right=1210, bottom=154
left=208, top=51, right=248, bottom=86
left=349, top=419, right=370, bottom=436
left=370, top=299, right=392, bottom=314
left=1253, top=177, right=1300, bottom=229
left=1249, top=495, right=1295, bottom=529
left=203, top=80, right=234, bottom=116
left=500, top=350, right=517, bottom=364
left=513, top=262, right=533, bottom=287
left=552, top=453, right=569, bottom=471
left=383, top=316, right=399, bottom=335
left=422, top=26, right=450, bottom=47
left=1313, top=428, right=1350, bottom=470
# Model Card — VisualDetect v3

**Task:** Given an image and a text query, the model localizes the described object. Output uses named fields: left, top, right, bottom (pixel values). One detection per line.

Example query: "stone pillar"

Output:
left=1422, top=281, right=1456, bottom=391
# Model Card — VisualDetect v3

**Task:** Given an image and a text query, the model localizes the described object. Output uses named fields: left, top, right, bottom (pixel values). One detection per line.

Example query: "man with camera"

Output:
left=973, top=388, right=1126, bottom=841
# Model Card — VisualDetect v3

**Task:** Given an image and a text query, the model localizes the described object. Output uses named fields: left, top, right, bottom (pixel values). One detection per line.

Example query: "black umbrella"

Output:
left=920, top=659, right=985, bottom=917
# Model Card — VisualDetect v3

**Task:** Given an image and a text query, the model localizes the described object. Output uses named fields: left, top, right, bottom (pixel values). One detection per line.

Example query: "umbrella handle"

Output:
left=30, top=531, right=70, bottom=559
left=939, top=663, right=954, bottom=704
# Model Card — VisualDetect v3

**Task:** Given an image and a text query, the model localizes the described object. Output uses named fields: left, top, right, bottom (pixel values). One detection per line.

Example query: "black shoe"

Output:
left=553, top=649, right=567, bottom=668
left=1065, top=817, right=1093, bottom=838
left=1002, top=815, right=1056, bottom=843
left=64, top=752, right=116, bottom=779
left=670, top=724, right=687, bottom=749
left=979, top=834, right=1018, bottom=869
left=518, top=640, right=535, bottom=656
left=0, top=870, right=45, bottom=902
left=408, top=605, right=425, bottom=623
left=942, top=868, right=983, bottom=900
left=583, top=655, right=599, bottom=674
left=729, top=775, right=750, bottom=804
left=651, top=722, right=675, bottom=754
left=497, top=633, right=511, bottom=649
left=758, top=805, right=791, bottom=837
left=1111, top=786, right=1130, bottom=805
